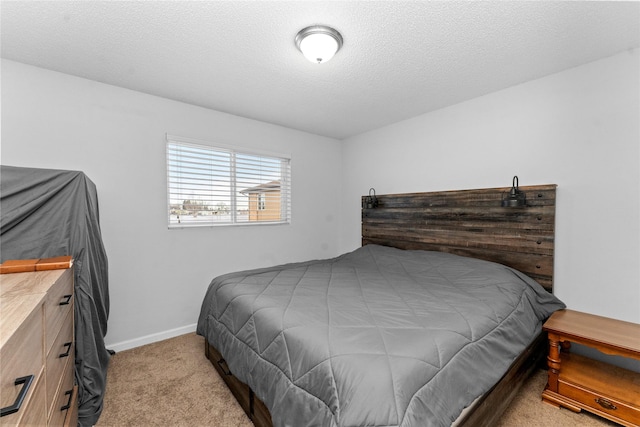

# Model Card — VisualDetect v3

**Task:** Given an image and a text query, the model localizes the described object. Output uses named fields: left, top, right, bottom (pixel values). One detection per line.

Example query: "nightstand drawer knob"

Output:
left=595, top=397, right=617, bottom=411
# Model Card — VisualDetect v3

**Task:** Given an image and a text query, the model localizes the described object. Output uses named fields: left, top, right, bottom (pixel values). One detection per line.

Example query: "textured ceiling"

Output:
left=1, top=1, right=639, bottom=140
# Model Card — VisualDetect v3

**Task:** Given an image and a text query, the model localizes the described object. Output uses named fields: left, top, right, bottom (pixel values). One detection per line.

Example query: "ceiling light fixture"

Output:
left=295, top=25, right=343, bottom=64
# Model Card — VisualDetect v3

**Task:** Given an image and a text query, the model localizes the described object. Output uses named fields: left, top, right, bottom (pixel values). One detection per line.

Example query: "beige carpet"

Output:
left=97, top=333, right=617, bottom=427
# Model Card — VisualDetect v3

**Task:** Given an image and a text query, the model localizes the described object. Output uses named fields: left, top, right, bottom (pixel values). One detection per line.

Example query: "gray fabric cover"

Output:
left=1, top=165, right=110, bottom=427
left=197, top=244, right=565, bottom=427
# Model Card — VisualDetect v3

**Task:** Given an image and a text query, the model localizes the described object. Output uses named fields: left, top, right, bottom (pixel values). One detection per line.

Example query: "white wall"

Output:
left=341, top=49, right=640, bottom=325
left=3, top=48, right=638, bottom=353
left=1, top=60, right=343, bottom=350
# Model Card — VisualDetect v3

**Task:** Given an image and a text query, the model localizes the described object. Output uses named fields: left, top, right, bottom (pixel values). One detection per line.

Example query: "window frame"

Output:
left=166, top=134, right=291, bottom=228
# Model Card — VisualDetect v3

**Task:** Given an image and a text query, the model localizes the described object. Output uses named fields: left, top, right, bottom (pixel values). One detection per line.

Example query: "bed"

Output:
left=196, top=184, right=565, bottom=427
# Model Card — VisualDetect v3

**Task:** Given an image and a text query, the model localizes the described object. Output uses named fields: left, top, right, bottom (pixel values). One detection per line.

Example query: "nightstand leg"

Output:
left=546, top=336, right=561, bottom=393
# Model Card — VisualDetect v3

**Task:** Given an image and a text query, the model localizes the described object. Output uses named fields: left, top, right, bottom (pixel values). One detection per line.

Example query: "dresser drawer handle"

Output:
left=59, top=342, right=73, bottom=358
left=60, top=389, right=73, bottom=411
left=0, top=375, right=34, bottom=417
left=59, top=294, right=72, bottom=306
left=595, top=397, right=617, bottom=411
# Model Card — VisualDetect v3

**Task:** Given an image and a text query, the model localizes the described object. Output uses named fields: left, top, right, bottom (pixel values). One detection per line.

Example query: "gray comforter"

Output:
left=196, top=244, right=565, bottom=427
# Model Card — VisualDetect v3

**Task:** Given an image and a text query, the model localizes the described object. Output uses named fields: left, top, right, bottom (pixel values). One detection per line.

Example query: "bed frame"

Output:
left=205, top=183, right=557, bottom=427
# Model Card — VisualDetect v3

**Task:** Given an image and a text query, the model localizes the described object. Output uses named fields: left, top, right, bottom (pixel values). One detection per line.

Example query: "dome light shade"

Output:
left=295, top=25, right=343, bottom=64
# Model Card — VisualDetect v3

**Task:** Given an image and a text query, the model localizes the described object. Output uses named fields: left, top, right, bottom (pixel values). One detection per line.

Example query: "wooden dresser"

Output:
left=0, top=268, right=78, bottom=426
left=542, top=309, right=640, bottom=427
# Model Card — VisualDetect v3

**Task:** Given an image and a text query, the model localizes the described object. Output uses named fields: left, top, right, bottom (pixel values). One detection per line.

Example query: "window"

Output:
left=166, top=135, right=291, bottom=227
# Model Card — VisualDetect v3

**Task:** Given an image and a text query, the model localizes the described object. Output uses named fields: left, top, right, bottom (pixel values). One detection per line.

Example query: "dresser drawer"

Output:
left=0, top=373, right=47, bottom=427
left=48, top=357, right=75, bottom=427
left=46, top=308, right=74, bottom=419
left=44, top=269, right=74, bottom=355
left=559, top=379, right=640, bottom=425
left=0, top=295, right=44, bottom=426
left=63, top=386, right=78, bottom=427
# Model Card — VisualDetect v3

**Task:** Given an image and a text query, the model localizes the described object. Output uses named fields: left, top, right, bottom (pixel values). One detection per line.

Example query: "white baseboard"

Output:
left=105, top=323, right=197, bottom=353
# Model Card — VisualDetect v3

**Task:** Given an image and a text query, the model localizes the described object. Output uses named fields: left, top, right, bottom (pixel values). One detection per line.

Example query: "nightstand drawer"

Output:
left=559, top=379, right=640, bottom=425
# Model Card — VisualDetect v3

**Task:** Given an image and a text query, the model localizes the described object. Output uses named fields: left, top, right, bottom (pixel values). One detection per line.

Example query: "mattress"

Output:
left=196, top=244, right=565, bottom=427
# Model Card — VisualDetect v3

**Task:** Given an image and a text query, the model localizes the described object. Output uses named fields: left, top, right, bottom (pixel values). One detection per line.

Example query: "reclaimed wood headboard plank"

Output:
left=362, top=184, right=557, bottom=291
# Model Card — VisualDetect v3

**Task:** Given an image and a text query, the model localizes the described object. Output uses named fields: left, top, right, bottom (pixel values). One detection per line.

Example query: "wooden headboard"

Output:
left=362, top=184, right=557, bottom=291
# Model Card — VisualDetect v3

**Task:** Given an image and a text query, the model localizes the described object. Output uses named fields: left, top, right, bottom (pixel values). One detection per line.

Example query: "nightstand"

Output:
left=542, top=309, right=640, bottom=427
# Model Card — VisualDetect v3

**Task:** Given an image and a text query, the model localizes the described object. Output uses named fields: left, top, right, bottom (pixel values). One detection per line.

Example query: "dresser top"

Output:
left=0, top=268, right=69, bottom=299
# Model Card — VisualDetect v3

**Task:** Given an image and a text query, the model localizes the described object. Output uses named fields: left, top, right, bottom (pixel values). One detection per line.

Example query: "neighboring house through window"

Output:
left=241, top=181, right=282, bottom=221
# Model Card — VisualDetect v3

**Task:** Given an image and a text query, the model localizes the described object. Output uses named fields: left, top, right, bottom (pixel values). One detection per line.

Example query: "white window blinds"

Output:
left=166, top=135, right=291, bottom=227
